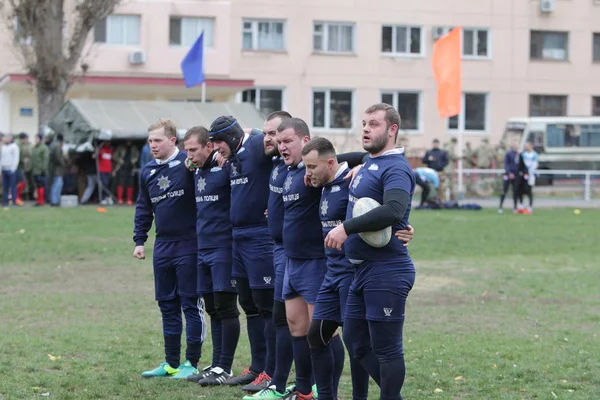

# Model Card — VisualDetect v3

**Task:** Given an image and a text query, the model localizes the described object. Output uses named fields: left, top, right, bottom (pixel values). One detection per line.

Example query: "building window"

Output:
left=530, top=31, right=568, bottom=61
left=381, top=92, right=421, bottom=131
left=448, top=93, right=488, bottom=131
left=593, top=33, right=600, bottom=62
left=242, top=20, right=285, bottom=51
left=241, top=88, right=283, bottom=116
left=593, top=97, right=600, bottom=116
left=94, top=15, right=141, bottom=45
left=169, top=17, right=214, bottom=47
left=313, top=22, right=355, bottom=53
left=529, top=95, right=567, bottom=116
left=547, top=124, right=600, bottom=148
left=381, top=26, right=422, bottom=55
left=312, top=90, right=353, bottom=130
left=463, top=28, right=489, bottom=58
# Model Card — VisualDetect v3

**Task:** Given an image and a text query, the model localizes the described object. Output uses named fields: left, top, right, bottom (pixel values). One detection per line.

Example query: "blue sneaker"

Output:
left=170, top=360, right=199, bottom=380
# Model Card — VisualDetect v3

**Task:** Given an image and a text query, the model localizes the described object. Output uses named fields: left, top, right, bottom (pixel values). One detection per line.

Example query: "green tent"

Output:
left=48, top=99, right=267, bottom=144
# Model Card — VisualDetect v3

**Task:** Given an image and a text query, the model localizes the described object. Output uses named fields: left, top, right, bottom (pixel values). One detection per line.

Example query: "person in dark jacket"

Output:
left=79, top=151, right=98, bottom=204
left=422, top=139, right=449, bottom=172
left=49, top=134, right=66, bottom=206
left=498, top=143, right=520, bottom=213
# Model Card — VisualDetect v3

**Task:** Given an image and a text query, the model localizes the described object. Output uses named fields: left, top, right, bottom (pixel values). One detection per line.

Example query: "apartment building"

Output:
left=2, top=0, right=600, bottom=152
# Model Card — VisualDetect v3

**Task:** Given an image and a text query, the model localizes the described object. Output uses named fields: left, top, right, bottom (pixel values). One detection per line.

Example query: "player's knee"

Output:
left=252, top=288, right=274, bottom=317
left=307, top=319, right=339, bottom=350
left=158, top=298, right=180, bottom=316
left=203, top=293, right=218, bottom=319
left=180, top=296, right=201, bottom=313
left=215, top=292, right=240, bottom=320
left=343, top=326, right=369, bottom=360
left=236, top=278, right=259, bottom=316
left=272, top=300, right=288, bottom=328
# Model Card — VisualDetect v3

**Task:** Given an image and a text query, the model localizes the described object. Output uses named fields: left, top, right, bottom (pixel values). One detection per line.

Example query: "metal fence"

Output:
left=440, top=169, right=600, bottom=202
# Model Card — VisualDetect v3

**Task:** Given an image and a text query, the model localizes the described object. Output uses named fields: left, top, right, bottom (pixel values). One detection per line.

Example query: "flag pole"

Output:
left=201, top=82, right=206, bottom=103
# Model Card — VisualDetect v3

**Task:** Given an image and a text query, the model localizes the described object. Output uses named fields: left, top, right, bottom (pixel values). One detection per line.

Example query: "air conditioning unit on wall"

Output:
left=128, top=50, right=146, bottom=65
left=540, top=0, right=556, bottom=13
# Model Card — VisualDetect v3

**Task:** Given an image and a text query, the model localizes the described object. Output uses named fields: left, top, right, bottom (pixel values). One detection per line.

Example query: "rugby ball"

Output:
left=352, top=197, right=392, bottom=248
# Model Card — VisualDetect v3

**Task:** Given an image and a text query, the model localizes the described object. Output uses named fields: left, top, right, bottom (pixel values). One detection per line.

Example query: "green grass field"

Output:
left=1, top=207, right=599, bottom=399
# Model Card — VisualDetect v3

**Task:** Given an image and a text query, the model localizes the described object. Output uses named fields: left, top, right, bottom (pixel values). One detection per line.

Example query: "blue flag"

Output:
left=180, top=32, right=205, bottom=88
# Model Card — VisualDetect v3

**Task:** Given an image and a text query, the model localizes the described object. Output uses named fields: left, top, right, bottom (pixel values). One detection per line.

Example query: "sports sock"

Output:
left=247, top=315, right=266, bottom=374
left=220, top=317, right=240, bottom=372
left=292, top=336, right=313, bottom=395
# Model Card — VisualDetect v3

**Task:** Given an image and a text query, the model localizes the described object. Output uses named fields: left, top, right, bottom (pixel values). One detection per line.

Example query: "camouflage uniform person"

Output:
left=475, top=138, right=495, bottom=169
left=442, top=138, right=459, bottom=201
left=17, top=133, right=33, bottom=204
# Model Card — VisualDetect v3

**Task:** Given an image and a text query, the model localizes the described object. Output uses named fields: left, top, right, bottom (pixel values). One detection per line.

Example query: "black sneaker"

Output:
left=223, top=368, right=259, bottom=386
left=198, top=367, right=233, bottom=386
left=185, top=365, right=214, bottom=383
left=242, top=372, right=272, bottom=392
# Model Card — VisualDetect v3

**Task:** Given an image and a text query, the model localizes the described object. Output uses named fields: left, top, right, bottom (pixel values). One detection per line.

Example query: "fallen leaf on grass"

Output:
left=41, top=393, right=50, bottom=397
left=48, top=354, right=61, bottom=361
left=454, top=376, right=465, bottom=381
left=18, top=229, right=25, bottom=234
left=560, top=379, right=568, bottom=383
left=434, top=388, right=443, bottom=393
left=551, top=391, right=558, bottom=398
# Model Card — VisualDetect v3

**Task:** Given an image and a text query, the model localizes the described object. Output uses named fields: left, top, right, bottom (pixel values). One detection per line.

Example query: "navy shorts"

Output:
left=232, top=226, right=275, bottom=289
left=153, top=253, right=198, bottom=301
left=283, top=257, right=327, bottom=304
left=312, top=272, right=353, bottom=324
left=197, top=248, right=237, bottom=295
left=273, top=243, right=287, bottom=302
left=345, top=260, right=415, bottom=322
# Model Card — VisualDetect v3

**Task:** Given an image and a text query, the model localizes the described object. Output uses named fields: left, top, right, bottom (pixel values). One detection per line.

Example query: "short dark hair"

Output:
left=266, top=111, right=292, bottom=122
left=301, top=136, right=336, bottom=158
left=184, top=126, right=209, bottom=146
left=277, top=117, right=310, bottom=138
left=364, top=103, right=401, bottom=134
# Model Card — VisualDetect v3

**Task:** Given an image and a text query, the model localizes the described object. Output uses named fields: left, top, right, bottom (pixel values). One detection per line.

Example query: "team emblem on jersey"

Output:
left=263, top=276, right=272, bottom=284
left=352, top=174, right=362, bottom=190
left=197, top=177, right=206, bottom=193
left=383, top=307, right=393, bottom=317
left=271, top=167, right=279, bottom=181
left=330, top=185, right=340, bottom=193
left=231, top=163, right=238, bottom=176
left=150, top=169, right=156, bottom=176
left=368, top=163, right=379, bottom=171
left=210, top=166, right=222, bottom=172
left=169, top=160, right=181, bottom=168
left=284, top=175, right=293, bottom=192
left=157, top=175, right=171, bottom=191
left=321, top=198, right=329, bottom=216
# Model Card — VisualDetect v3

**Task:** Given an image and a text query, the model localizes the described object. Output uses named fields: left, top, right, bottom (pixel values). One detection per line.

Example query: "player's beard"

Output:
left=364, top=131, right=388, bottom=154
left=264, top=146, right=279, bottom=158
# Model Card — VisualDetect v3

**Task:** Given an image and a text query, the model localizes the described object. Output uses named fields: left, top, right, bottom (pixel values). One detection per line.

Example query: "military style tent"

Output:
left=48, top=99, right=266, bottom=144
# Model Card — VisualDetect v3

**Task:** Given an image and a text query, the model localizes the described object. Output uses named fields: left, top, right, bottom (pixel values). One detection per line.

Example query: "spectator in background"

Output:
left=414, top=167, right=440, bottom=207
left=79, top=151, right=98, bottom=204
left=498, top=143, right=520, bottom=214
left=16, top=133, right=32, bottom=205
left=49, top=133, right=66, bottom=206
left=113, top=141, right=139, bottom=205
left=463, top=142, right=476, bottom=168
left=31, top=133, right=49, bottom=207
left=475, top=138, right=495, bottom=169
left=97, top=141, right=114, bottom=205
left=422, top=139, right=449, bottom=172
left=140, top=142, right=152, bottom=169
left=1, top=133, right=20, bottom=208
left=442, top=137, right=459, bottom=201
left=517, top=141, right=539, bottom=215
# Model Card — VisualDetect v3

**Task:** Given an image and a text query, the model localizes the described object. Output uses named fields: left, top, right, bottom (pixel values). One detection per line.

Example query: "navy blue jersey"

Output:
left=195, top=152, right=232, bottom=249
left=320, top=163, right=353, bottom=275
left=268, top=157, right=288, bottom=243
left=229, top=132, right=272, bottom=228
left=134, top=149, right=197, bottom=257
left=282, top=162, right=325, bottom=259
left=345, top=149, right=415, bottom=261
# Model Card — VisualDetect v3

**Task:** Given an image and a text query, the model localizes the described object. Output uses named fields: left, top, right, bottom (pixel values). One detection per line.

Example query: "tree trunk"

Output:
left=37, top=78, right=68, bottom=129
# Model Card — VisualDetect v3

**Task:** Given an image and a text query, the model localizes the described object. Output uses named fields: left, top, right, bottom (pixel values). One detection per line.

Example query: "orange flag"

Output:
left=433, top=27, right=462, bottom=118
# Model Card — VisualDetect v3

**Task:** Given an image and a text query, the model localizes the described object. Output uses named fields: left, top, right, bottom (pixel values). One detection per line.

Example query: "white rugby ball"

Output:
left=352, top=197, right=392, bottom=248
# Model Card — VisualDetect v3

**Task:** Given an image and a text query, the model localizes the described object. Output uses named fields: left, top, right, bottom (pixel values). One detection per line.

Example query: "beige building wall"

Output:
left=1, top=0, right=600, bottom=154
